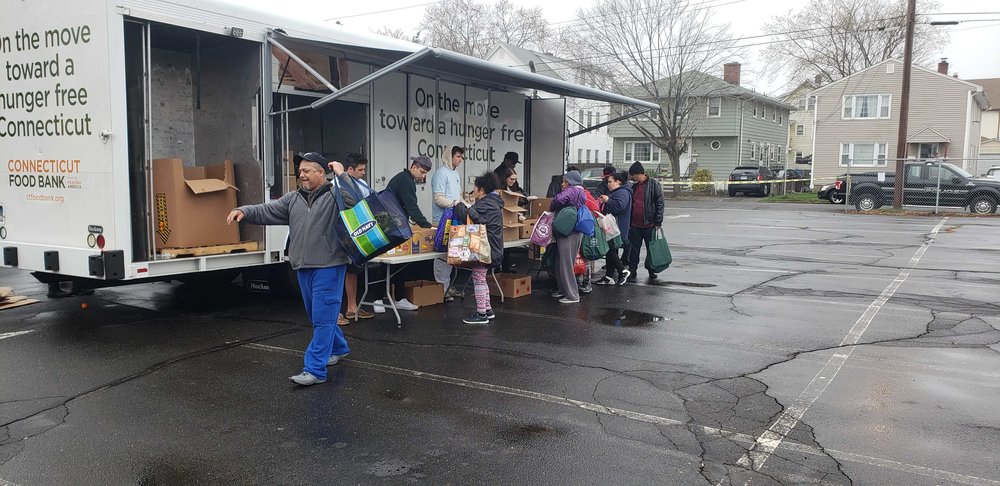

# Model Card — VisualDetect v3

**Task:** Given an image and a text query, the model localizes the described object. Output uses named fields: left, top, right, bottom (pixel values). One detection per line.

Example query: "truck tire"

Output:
left=728, top=188, right=737, bottom=197
left=969, top=195, right=998, bottom=214
left=829, top=193, right=844, bottom=204
left=854, top=192, right=881, bottom=211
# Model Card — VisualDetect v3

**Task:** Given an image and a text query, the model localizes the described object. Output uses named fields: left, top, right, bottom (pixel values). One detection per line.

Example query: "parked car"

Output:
left=728, top=166, right=774, bottom=196
left=984, top=166, right=1000, bottom=180
left=841, top=161, right=1000, bottom=213
left=775, top=169, right=809, bottom=192
left=818, top=181, right=845, bottom=204
left=580, top=166, right=610, bottom=196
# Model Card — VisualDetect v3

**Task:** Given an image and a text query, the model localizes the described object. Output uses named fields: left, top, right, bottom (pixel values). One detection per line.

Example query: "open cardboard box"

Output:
left=152, top=158, right=240, bottom=250
left=487, top=273, right=532, bottom=299
left=404, top=279, right=444, bottom=307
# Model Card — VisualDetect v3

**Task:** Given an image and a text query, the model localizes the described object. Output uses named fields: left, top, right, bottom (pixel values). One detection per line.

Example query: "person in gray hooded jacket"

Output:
left=227, top=152, right=357, bottom=386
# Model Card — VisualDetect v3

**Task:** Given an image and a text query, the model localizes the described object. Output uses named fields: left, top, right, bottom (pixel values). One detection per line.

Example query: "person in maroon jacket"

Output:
left=625, top=162, right=664, bottom=281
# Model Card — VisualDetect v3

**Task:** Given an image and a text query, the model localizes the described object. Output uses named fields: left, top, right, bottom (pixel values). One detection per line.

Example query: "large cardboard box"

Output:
left=487, top=273, right=532, bottom=299
left=152, top=158, right=240, bottom=250
left=404, top=280, right=444, bottom=307
left=502, top=226, right=523, bottom=242
left=529, top=198, right=552, bottom=218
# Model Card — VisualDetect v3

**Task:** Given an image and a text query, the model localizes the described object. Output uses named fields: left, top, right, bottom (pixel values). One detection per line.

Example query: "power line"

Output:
left=323, top=1, right=443, bottom=22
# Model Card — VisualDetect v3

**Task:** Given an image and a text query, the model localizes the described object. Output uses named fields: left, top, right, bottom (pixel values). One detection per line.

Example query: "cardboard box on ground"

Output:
left=487, top=273, right=532, bottom=298
left=404, top=280, right=444, bottom=307
left=500, top=190, right=527, bottom=241
left=151, top=158, right=240, bottom=250
left=529, top=198, right=553, bottom=219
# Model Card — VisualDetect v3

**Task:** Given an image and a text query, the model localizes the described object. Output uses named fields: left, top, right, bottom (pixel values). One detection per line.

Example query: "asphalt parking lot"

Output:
left=1, top=199, right=999, bottom=485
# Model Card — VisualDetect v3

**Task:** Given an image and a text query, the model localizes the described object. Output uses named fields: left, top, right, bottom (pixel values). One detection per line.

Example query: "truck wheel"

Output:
left=829, top=193, right=844, bottom=204
left=728, top=188, right=736, bottom=197
left=969, top=195, right=998, bottom=214
left=854, top=193, right=881, bottom=211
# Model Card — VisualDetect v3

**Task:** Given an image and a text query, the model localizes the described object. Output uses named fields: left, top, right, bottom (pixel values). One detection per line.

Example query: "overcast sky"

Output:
left=223, top=0, right=1000, bottom=95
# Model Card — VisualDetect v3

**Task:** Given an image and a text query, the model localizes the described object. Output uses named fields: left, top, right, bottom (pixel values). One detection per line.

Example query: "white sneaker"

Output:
left=394, top=298, right=419, bottom=311
left=373, top=300, right=386, bottom=314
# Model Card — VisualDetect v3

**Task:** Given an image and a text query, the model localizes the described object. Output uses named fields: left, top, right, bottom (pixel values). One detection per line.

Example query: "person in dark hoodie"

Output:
left=595, top=171, right=632, bottom=286
left=386, top=155, right=433, bottom=228
left=227, top=152, right=357, bottom=386
left=452, top=173, right=504, bottom=324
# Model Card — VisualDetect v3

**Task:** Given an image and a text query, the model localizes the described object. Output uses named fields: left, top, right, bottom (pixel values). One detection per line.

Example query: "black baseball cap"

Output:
left=294, top=152, right=329, bottom=172
left=504, top=152, right=520, bottom=164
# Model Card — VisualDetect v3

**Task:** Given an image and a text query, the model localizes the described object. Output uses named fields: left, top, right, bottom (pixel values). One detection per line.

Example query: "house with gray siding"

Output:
left=810, top=59, right=990, bottom=186
left=608, top=63, right=794, bottom=181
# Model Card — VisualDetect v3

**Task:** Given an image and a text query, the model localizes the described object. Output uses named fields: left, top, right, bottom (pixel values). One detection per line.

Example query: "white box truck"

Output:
left=0, top=0, right=656, bottom=289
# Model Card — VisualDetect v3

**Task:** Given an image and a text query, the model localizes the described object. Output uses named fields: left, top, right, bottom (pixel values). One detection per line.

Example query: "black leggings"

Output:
left=606, top=243, right=627, bottom=278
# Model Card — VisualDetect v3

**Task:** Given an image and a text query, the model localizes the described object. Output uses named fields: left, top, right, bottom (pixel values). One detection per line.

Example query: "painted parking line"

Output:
left=692, top=232, right=816, bottom=241
left=242, top=341, right=997, bottom=485
left=0, top=330, right=35, bottom=341
left=736, top=217, right=949, bottom=473
left=0, top=477, right=23, bottom=486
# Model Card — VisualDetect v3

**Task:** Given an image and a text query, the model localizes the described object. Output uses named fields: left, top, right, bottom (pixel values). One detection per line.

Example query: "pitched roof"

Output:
left=967, top=78, right=1000, bottom=110
left=489, top=43, right=577, bottom=82
left=814, top=59, right=987, bottom=95
left=622, top=70, right=797, bottom=110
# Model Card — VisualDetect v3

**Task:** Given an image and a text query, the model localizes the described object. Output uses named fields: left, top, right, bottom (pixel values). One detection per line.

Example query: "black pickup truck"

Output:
left=841, top=161, right=1000, bottom=213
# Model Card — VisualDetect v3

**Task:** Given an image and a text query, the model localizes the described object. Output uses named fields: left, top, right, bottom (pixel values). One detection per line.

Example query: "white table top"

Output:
left=369, top=239, right=530, bottom=265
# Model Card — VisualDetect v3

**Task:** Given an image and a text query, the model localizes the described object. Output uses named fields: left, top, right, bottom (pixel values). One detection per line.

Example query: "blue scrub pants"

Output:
left=296, top=266, right=349, bottom=380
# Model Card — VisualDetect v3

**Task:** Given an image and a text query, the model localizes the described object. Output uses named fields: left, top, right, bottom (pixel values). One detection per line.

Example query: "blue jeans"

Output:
left=296, top=266, right=349, bottom=380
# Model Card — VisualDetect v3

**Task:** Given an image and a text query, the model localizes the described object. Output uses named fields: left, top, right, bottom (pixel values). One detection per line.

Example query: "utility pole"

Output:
left=893, top=0, right=916, bottom=209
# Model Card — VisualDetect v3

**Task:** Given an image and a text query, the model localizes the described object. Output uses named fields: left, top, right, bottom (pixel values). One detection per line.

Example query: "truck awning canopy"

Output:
left=269, top=33, right=660, bottom=113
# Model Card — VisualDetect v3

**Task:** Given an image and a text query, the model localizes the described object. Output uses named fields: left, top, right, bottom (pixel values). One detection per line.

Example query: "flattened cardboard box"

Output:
left=404, top=280, right=444, bottom=307
left=152, top=158, right=240, bottom=250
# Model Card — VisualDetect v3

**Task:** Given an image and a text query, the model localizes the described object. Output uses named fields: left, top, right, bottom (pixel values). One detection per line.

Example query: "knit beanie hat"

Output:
left=628, top=161, right=645, bottom=175
left=563, top=170, right=584, bottom=187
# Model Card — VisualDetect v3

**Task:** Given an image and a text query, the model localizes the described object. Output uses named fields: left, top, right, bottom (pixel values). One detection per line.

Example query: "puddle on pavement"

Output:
left=593, top=308, right=669, bottom=327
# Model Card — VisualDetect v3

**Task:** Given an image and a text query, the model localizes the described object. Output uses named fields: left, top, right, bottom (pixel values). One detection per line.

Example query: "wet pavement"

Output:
left=1, top=200, right=999, bottom=485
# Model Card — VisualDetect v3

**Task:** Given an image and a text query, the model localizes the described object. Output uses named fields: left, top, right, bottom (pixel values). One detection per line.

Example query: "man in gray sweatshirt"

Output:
left=227, top=152, right=357, bottom=386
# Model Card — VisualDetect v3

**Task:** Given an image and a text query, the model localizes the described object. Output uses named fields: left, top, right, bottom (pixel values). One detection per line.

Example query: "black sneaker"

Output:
left=594, top=276, right=614, bottom=286
left=616, top=269, right=631, bottom=286
left=649, top=273, right=658, bottom=280
left=484, top=309, right=496, bottom=320
left=626, top=271, right=638, bottom=283
left=47, top=288, right=72, bottom=299
left=463, top=312, right=490, bottom=324
left=579, top=284, right=593, bottom=294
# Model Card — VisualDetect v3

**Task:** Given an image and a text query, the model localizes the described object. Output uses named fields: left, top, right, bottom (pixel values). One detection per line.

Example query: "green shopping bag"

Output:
left=644, top=228, right=672, bottom=273
left=581, top=221, right=609, bottom=261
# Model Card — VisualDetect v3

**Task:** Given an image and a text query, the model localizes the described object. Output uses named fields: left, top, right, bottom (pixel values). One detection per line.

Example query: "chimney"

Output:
left=937, top=58, right=949, bottom=75
left=814, top=74, right=822, bottom=86
left=723, top=62, right=741, bottom=85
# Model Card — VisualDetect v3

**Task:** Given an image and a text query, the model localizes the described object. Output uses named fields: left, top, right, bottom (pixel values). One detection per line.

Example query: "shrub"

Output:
left=692, top=168, right=714, bottom=193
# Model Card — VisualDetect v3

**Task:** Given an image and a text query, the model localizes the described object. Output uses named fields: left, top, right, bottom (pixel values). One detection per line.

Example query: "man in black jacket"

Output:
left=386, top=155, right=433, bottom=228
left=625, top=161, right=664, bottom=281
left=493, top=152, right=523, bottom=193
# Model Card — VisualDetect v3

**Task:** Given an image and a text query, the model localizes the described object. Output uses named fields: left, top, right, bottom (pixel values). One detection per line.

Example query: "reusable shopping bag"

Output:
left=644, top=227, right=673, bottom=273
left=530, top=211, right=554, bottom=247
left=433, top=208, right=456, bottom=251
left=597, top=213, right=620, bottom=241
left=552, top=206, right=577, bottom=237
left=581, top=219, right=609, bottom=261
left=447, top=217, right=492, bottom=267
left=335, top=177, right=412, bottom=266
left=574, top=205, right=595, bottom=236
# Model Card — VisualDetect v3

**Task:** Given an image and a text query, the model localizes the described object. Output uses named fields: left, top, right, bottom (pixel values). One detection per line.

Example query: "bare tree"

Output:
left=762, top=0, right=948, bottom=83
left=576, top=0, right=738, bottom=193
left=373, top=26, right=416, bottom=43
left=419, top=0, right=549, bottom=58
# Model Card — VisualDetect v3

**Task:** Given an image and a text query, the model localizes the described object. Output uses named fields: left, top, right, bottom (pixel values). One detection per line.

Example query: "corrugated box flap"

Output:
left=185, top=178, right=238, bottom=194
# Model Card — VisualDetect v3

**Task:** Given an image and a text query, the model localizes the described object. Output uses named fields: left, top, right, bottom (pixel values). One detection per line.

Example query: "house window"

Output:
left=779, top=114, right=783, bottom=125
left=578, top=109, right=585, bottom=127
left=625, top=141, right=660, bottom=163
left=761, top=104, right=766, bottom=119
left=807, top=96, right=816, bottom=110
left=839, top=142, right=889, bottom=166
left=595, top=149, right=600, bottom=164
left=606, top=150, right=611, bottom=163
left=587, top=111, right=593, bottom=128
left=772, top=110, right=776, bottom=122
left=586, top=149, right=591, bottom=163
left=577, top=148, right=583, bottom=163
left=842, top=94, right=891, bottom=119
left=795, top=124, right=804, bottom=136
left=753, top=103, right=758, bottom=117
left=707, top=97, right=721, bottom=117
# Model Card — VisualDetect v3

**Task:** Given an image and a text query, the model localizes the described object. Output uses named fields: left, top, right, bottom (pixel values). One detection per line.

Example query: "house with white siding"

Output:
left=486, top=44, right=614, bottom=167
left=810, top=59, right=990, bottom=186
left=608, top=63, right=794, bottom=180
left=966, top=77, right=1000, bottom=174
left=781, top=78, right=823, bottom=168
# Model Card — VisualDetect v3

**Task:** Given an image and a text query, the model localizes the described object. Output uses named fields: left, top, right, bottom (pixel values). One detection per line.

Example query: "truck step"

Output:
left=158, top=241, right=259, bottom=259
